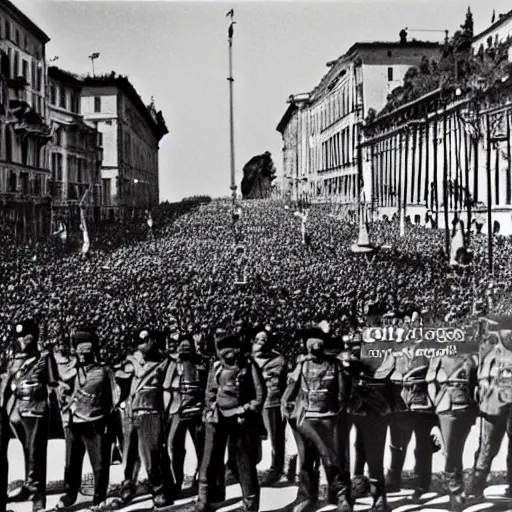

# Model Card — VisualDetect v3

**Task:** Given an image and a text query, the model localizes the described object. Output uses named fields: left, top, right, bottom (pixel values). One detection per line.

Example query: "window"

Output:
left=13, top=51, right=18, bottom=77
left=5, top=20, right=10, bottom=41
left=388, top=67, right=394, bottom=81
left=15, top=29, right=19, bottom=46
left=37, top=68, right=42, bottom=91
left=94, top=96, right=101, bottom=113
left=5, top=128, right=12, bottom=162
left=59, top=87, right=66, bottom=109
left=54, top=127, right=62, bottom=145
left=22, top=59, right=28, bottom=79
left=50, top=85, right=56, bottom=105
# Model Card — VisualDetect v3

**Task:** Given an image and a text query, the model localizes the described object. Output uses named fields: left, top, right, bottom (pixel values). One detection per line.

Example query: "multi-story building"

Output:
left=276, top=92, right=309, bottom=201
left=473, top=10, right=512, bottom=50
left=80, top=73, right=168, bottom=219
left=47, top=66, right=103, bottom=226
left=0, top=0, right=53, bottom=237
left=277, top=39, right=440, bottom=203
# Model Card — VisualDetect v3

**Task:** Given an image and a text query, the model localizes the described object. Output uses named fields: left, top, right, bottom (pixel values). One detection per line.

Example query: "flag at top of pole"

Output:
left=226, top=9, right=235, bottom=45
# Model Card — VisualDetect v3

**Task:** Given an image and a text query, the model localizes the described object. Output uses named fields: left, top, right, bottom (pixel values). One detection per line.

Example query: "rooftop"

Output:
left=2, top=0, right=50, bottom=43
left=48, top=66, right=82, bottom=87
left=80, top=73, right=169, bottom=140
left=473, top=10, right=512, bottom=43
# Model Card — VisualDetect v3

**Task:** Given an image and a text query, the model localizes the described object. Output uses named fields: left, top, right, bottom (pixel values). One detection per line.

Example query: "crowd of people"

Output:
left=0, top=197, right=511, bottom=365
left=2, top=197, right=512, bottom=512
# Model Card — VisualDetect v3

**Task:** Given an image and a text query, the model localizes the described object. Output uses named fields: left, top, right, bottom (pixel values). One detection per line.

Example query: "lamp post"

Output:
left=88, top=53, right=100, bottom=77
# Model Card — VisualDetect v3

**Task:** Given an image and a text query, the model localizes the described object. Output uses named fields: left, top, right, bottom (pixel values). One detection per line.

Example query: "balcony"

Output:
left=8, top=99, right=52, bottom=140
left=7, top=76, right=29, bottom=89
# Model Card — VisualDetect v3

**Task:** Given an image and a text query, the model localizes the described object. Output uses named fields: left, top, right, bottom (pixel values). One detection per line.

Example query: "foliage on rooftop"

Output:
left=375, top=9, right=512, bottom=119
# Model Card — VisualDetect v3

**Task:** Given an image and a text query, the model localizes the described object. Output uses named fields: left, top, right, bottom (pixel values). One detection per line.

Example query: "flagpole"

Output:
left=227, top=11, right=236, bottom=209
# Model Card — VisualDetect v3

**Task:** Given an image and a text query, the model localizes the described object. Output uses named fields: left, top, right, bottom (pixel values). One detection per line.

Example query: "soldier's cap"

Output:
left=486, top=316, right=512, bottom=333
left=72, top=327, right=99, bottom=348
left=252, top=324, right=273, bottom=339
left=178, top=333, right=194, bottom=345
left=14, top=319, right=39, bottom=340
left=215, top=334, right=240, bottom=352
left=297, top=326, right=330, bottom=343
left=136, top=328, right=154, bottom=342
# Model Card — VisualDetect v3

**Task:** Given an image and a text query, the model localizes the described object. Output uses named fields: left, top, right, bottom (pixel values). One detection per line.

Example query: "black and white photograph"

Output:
left=2, top=0, right=512, bottom=511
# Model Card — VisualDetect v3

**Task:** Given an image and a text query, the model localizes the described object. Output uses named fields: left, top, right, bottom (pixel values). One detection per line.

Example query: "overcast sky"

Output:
left=13, top=0, right=512, bottom=202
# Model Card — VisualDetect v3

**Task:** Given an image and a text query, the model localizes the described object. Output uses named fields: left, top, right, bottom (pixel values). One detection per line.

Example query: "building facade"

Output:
left=80, top=74, right=168, bottom=219
left=473, top=10, right=512, bottom=50
left=277, top=40, right=440, bottom=204
left=0, top=0, right=52, bottom=238
left=47, top=66, right=103, bottom=227
left=361, top=84, right=512, bottom=235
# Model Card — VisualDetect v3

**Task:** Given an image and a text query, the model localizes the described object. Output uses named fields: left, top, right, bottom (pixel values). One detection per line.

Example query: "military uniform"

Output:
left=2, top=320, right=59, bottom=512
left=115, top=329, right=175, bottom=507
left=345, top=351, right=393, bottom=512
left=386, top=349, right=437, bottom=497
left=197, top=334, right=266, bottom=512
left=282, top=328, right=351, bottom=512
left=0, top=396, right=8, bottom=512
left=57, top=329, right=117, bottom=508
left=426, top=352, right=478, bottom=510
left=166, top=343, right=209, bottom=495
left=468, top=317, right=512, bottom=499
left=253, top=345, right=287, bottom=480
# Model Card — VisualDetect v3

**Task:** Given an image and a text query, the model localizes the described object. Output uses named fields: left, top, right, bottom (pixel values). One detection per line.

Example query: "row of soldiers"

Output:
left=1, top=314, right=512, bottom=512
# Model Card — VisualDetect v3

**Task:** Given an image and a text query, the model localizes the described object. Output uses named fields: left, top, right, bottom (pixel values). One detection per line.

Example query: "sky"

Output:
left=12, top=0, right=512, bottom=202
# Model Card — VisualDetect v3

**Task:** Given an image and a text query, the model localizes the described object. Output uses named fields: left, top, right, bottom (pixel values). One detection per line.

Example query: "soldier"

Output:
left=115, top=328, right=175, bottom=508
left=196, top=333, right=266, bottom=512
left=467, top=316, right=512, bottom=501
left=2, top=319, right=59, bottom=512
left=385, top=314, right=437, bottom=500
left=282, top=327, right=352, bottom=512
left=345, top=325, right=394, bottom=512
left=56, top=327, right=117, bottom=509
left=0, top=386, right=8, bottom=512
left=251, top=326, right=288, bottom=485
left=426, top=342, right=478, bottom=511
left=166, top=334, right=209, bottom=496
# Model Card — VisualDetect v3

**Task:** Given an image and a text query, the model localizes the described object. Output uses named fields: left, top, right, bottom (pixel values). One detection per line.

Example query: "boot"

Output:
left=242, top=494, right=259, bottom=512
left=351, top=475, right=370, bottom=499
left=369, top=479, right=390, bottom=512
left=120, top=481, right=135, bottom=503
left=385, top=446, right=405, bottom=493
left=7, top=485, right=30, bottom=503
left=465, top=468, right=487, bottom=502
left=154, top=493, right=174, bottom=508
left=293, top=499, right=317, bottom=512
left=336, top=489, right=353, bottom=512
left=32, top=496, right=46, bottom=512
left=409, top=487, right=427, bottom=503
left=56, top=491, right=78, bottom=509
left=260, top=468, right=283, bottom=487
left=449, top=492, right=466, bottom=512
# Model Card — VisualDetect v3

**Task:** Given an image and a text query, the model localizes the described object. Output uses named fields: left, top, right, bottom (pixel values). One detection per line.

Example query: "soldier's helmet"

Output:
left=71, top=326, right=99, bottom=350
left=14, top=319, right=39, bottom=343
left=487, top=316, right=512, bottom=351
left=215, top=334, right=240, bottom=355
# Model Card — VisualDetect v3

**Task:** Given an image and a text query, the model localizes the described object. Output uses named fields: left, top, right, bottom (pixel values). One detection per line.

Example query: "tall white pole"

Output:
left=228, top=13, right=236, bottom=207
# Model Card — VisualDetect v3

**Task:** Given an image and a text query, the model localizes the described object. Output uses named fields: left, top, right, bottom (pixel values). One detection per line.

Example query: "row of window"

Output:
left=319, top=127, right=356, bottom=172
left=3, top=170, right=44, bottom=195
left=310, top=82, right=355, bottom=134
left=3, top=47, right=43, bottom=92
left=50, top=152, right=92, bottom=184
left=49, top=83, right=80, bottom=113
left=312, top=174, right=358, bottom=197
left=4, top=129, right=43, bottom=167
left=0, top=17, right=43, bottom=59
left=52, top=126, right=101, bottom=150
